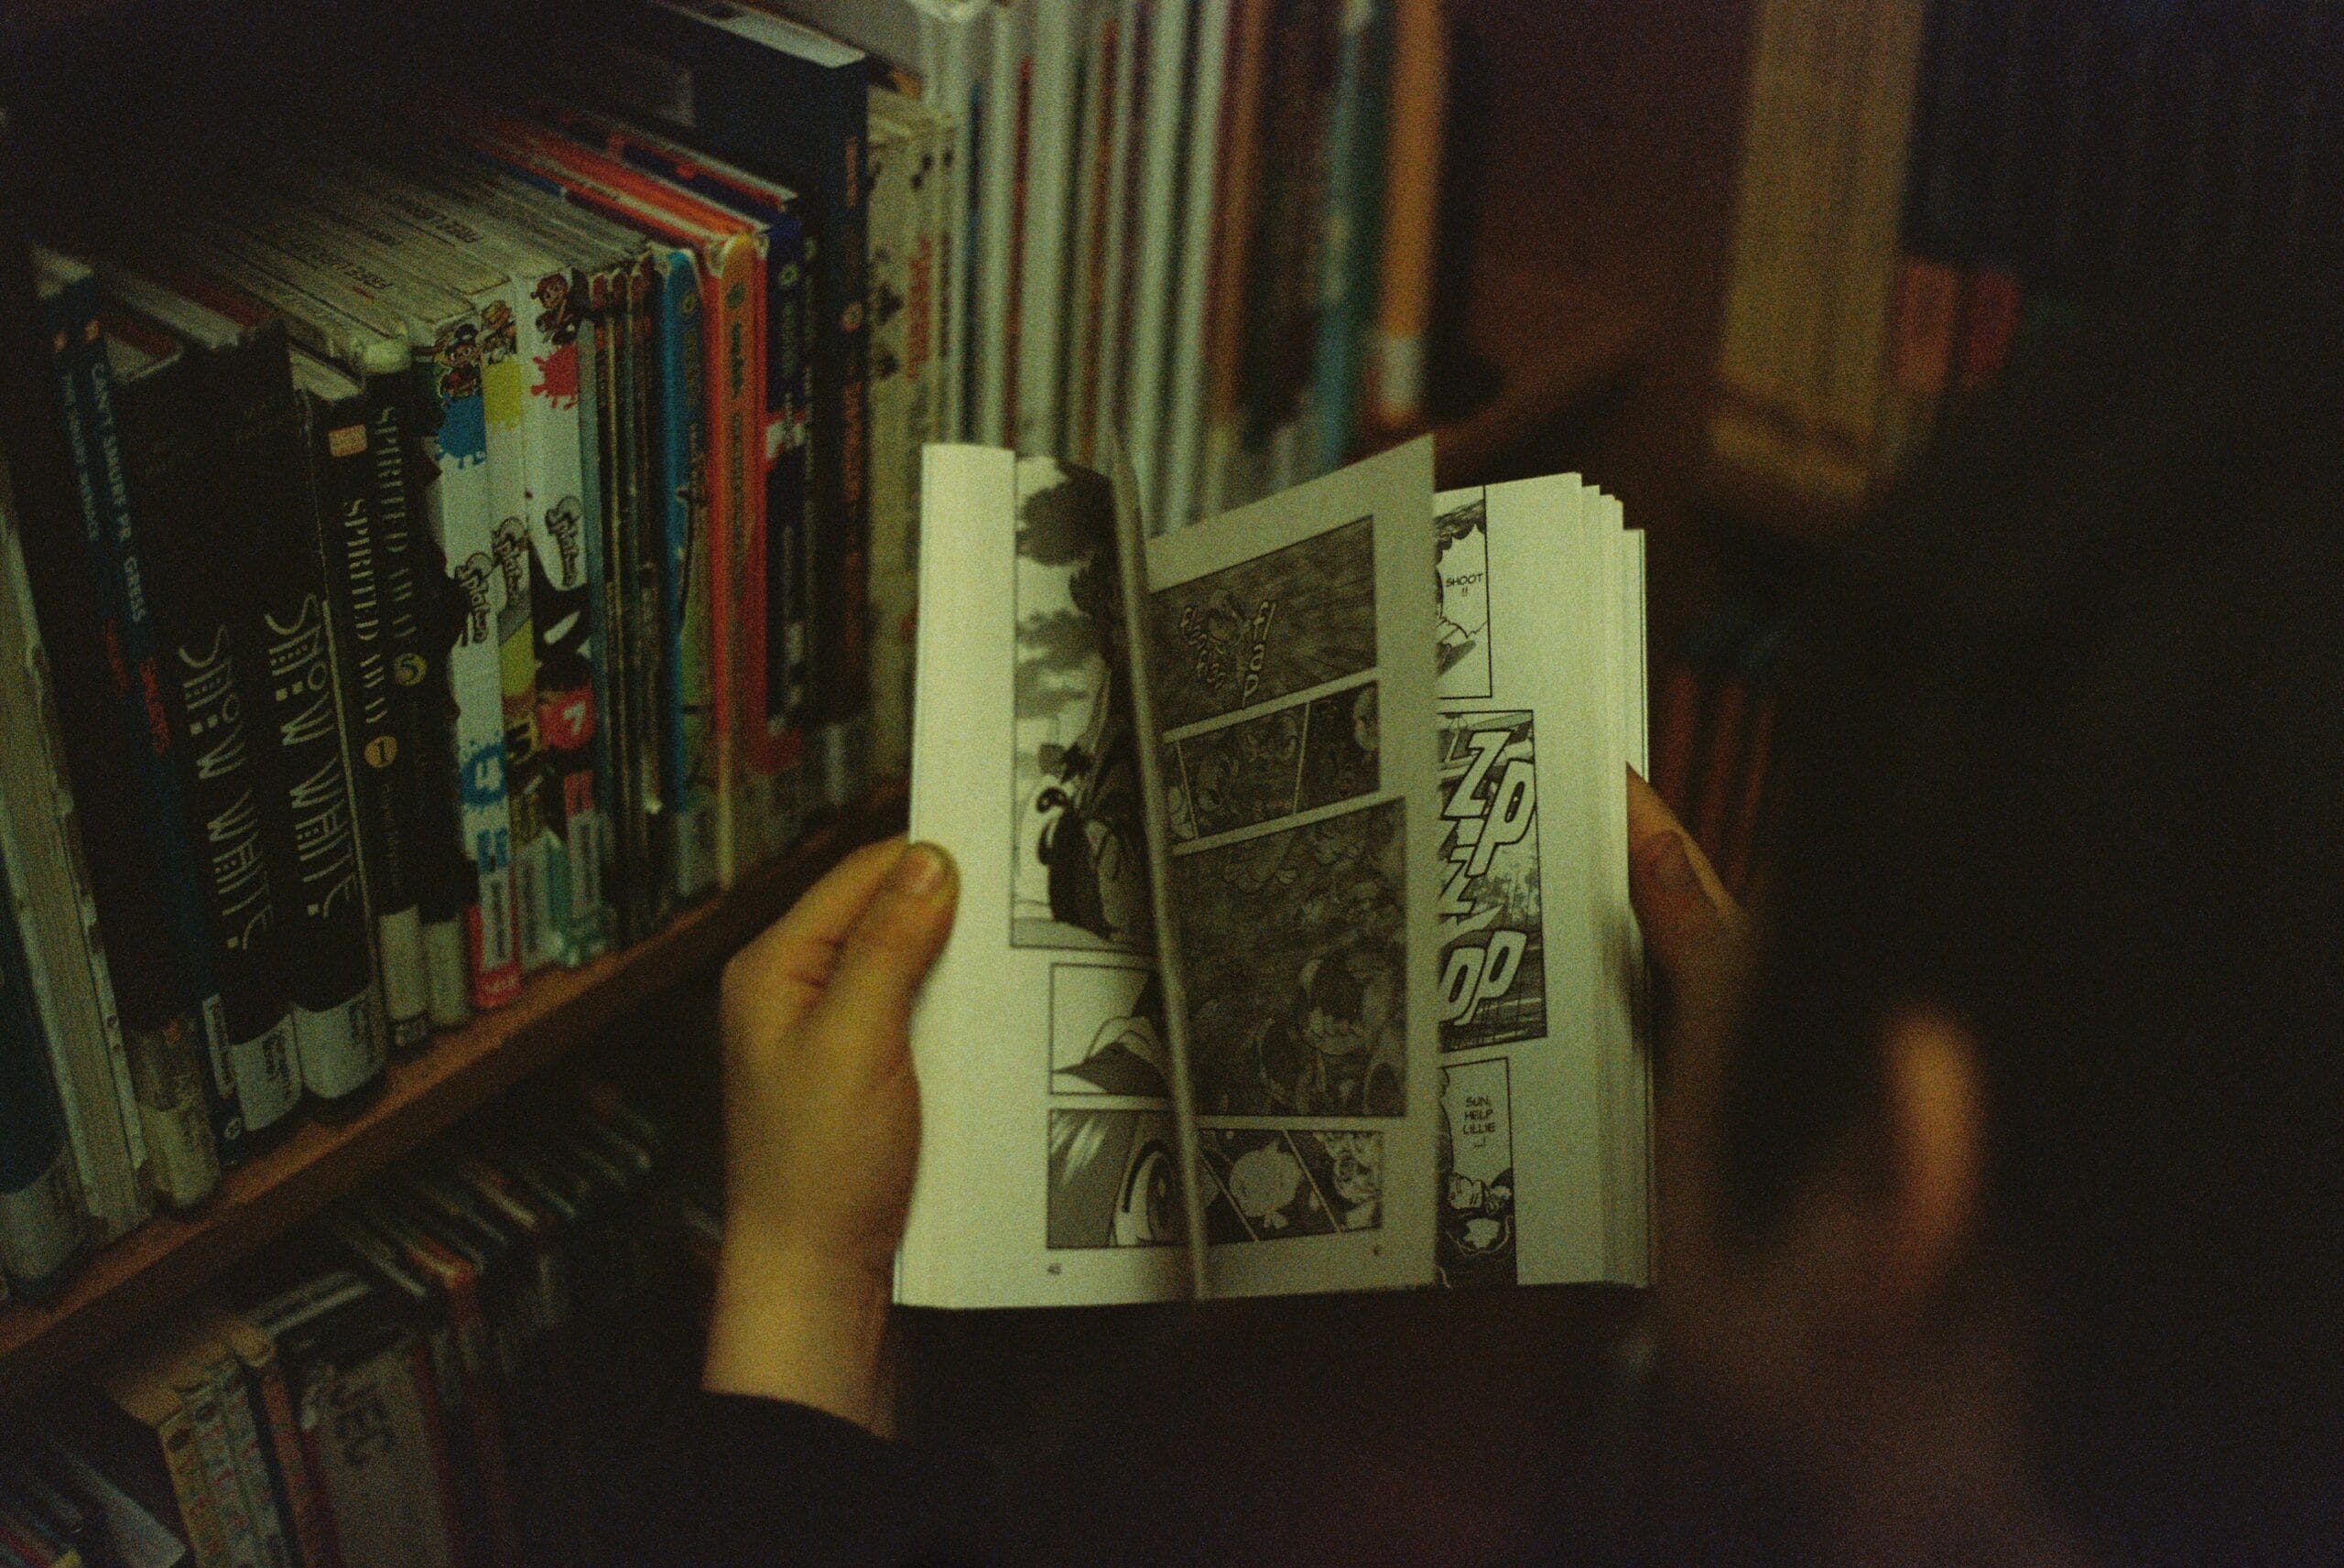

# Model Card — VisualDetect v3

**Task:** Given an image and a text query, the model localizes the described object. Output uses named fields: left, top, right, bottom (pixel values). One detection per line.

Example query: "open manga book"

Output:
left=899, top=438, right=1649, bottom=1307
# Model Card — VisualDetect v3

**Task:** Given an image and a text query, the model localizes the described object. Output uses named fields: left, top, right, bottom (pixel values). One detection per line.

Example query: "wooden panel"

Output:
left=0, top=791, right=905, bottom=1407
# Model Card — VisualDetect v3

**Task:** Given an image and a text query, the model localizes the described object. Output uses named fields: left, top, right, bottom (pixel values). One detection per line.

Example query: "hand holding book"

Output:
left=704, top=837, right=959, bottom=1436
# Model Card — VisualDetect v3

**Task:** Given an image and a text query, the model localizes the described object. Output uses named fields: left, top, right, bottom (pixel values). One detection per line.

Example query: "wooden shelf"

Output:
left=0, top=789, right=906, bottom=1407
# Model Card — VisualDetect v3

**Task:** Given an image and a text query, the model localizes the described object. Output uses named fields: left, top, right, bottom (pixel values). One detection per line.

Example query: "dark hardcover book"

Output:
left=0, top=233, right=219, bottom=1212
left=32, top=248, right=249, bottom=1165
left=103, top=287, right=393, bottom=1115
left=288, top=347, right=444, bottom=1054
left=100, top=314, right=304, bottom=1146
left=0, top=840, right=84, bottom=1303
left=625, top=0, right=873, bottom=798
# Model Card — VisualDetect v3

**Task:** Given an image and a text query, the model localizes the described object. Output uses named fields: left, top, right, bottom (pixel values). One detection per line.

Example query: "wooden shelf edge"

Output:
left=0, top=787, right=906, bottom=1407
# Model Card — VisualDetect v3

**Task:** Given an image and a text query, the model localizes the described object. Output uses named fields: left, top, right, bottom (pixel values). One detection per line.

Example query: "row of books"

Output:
left=1711, top=0, right=2343, bottom=509
left=751, top=0, right=1457, bottom=527
left=0, top=4, right=952, bottom=1295
left=3, top=1071, right=694, bottom=1568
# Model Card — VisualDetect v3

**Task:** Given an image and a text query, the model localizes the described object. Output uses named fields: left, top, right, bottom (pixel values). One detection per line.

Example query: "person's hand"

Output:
left=1627, top=768, right=1742, bottom=1037
left=703, top=837, right=960, bottom=1435
left=1629, top=769, right=1749, bottom=1318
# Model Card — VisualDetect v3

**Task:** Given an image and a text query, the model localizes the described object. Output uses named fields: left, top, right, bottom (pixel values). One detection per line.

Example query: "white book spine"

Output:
left=1013, top=0, right=1083, bottom=456
left=0, top=491, right=147, bottom=1236
left=1124, top=0, right=1197, bottom=525
left=1157, top=0, right=1234, bottom=528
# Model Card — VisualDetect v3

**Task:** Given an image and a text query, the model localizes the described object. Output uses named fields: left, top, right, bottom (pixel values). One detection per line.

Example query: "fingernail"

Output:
left=889, top=841, right=956, bottom=903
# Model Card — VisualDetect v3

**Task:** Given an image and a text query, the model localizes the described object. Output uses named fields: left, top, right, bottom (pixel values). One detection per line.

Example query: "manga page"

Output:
left=1429, top=478, right=1646, bottom=1288
left=1119, top=438, right=1442, bottom=1300
left=897, top=446, right=1188, bottom=1308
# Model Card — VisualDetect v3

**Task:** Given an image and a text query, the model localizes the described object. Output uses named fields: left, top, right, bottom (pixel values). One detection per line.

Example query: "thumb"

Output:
left=804, top=841, right=960, bottom=1046
left=1632, top=827, right=1736, bottom=984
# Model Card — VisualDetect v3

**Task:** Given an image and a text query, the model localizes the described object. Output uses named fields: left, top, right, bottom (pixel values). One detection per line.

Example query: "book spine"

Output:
left=47, top=276, right=248, bottom=1163
left=219, top=1320, right=340, bottom=1568
left=305, top=382, right=428, bottom=1054
left=571, top=271, right=630, bottom=949
left=509, top=270, right=612, bottom=964
left=237, top=334, right=433, bottom=1058
left=0, top=484, right=149, bottom=1237
left=420, top=333, right=525, bottom=1011
left=172, top=1353, right=262, bottom=1568
left=113, top=341, right=303, bottom=1144
left=1369, top=0, right=1443, bottom=427
left=679, top=242, right=740, bottom=892
left=711, top=237, right=774, bottom=876
left=368, top=380, right=480, bottom=1033
left=1310, top=0, right=1386, bottom=476
left=0, top=857, right=84, bottom=1302
left=205, top=1350, right=295, bottom=1568
left=617, top=259, right=671, bottom=936
left=743, top=220, right=806, bottom=866
left=769, top=60, right=871, bottom=806
left=653, top=252, right=717, bottom=903
left=146, top=1388, right=233, bottom=1568
left=863, top=116, right=917, bottom=784
left=458, top=308, right=561, bottom=981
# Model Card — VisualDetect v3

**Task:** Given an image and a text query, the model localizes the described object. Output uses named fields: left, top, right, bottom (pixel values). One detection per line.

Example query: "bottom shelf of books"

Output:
left=0, top=788, right=905, bottom=1408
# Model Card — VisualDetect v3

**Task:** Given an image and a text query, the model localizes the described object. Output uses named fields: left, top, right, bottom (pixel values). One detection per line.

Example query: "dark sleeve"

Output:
left=632, top=1391, right=1001, bottom=1568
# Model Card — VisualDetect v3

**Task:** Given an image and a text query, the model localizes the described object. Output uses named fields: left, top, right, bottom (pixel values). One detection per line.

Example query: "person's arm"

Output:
left=646, top=837, right=992, bottom=1567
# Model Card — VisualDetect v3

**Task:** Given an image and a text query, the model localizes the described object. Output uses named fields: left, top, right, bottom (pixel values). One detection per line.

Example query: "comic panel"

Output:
left=1163, top=681, right=1382, bottom=843
left=1145, top=516, right=1377, bottom=730
left=1049, top=964, right=1171, bottom=1099
left=1438, top=712, right=1546, bottom=1053
left=1171, top=800, right=1408, bottom=1117
left=1436, top=497, right=1492, bottom=700
left=1198, top=1129, right=1384, bottom=1244
left=1047, top=1108, right=1184, bottom=1249
left=1011, top=455, right=1153, bottom=953
left=1437, top=1057, right=1516, bottom=1288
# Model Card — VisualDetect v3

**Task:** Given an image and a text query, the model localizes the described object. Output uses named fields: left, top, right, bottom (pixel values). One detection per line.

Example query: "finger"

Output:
left=725, top=838, right=914, bottom=1039
left=803, top=842, right=960, bottom=1054
left=1627, top=768, right=1737, bottom=929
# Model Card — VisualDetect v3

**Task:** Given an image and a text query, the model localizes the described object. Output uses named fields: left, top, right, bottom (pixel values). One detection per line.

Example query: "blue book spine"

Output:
left=650, top=250, right=716, bottom=902
left=40, top=271, right=247, bottom=1162
left=1312, top=0, right=1389, bottom=473
left=0, top=838, right=85, bottom=1301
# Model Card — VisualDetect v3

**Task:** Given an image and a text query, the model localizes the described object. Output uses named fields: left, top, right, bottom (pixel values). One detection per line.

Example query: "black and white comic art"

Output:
left=1163, top=681, right=1382, bottom=843
left=1012, top=457, right=1151, bottom=951
left=1437, top=712, right=1546, bottom=1052
left=1199, top=1129, right=1384, bottom=1243
left=1047, top=1108, right=1184, bottom=1249
left=1145, top=517, right=1378, bottom=730
left=1172, top=800, right=1408, bottom=1117
left=1436, top=1057, right=1516, bottom=1287
left=1436, top=499, right=1492, bottom=700
left=1049, top=964, right=1171, bottom=1099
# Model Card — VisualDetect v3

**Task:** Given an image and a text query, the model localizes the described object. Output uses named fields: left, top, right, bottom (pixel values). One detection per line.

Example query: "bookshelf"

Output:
left=0, top=788, right=905, bottom=1408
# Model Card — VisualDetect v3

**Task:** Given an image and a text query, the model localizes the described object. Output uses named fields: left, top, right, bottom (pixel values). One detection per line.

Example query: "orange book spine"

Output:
left=1371, top=0, right=1449, bottom=427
